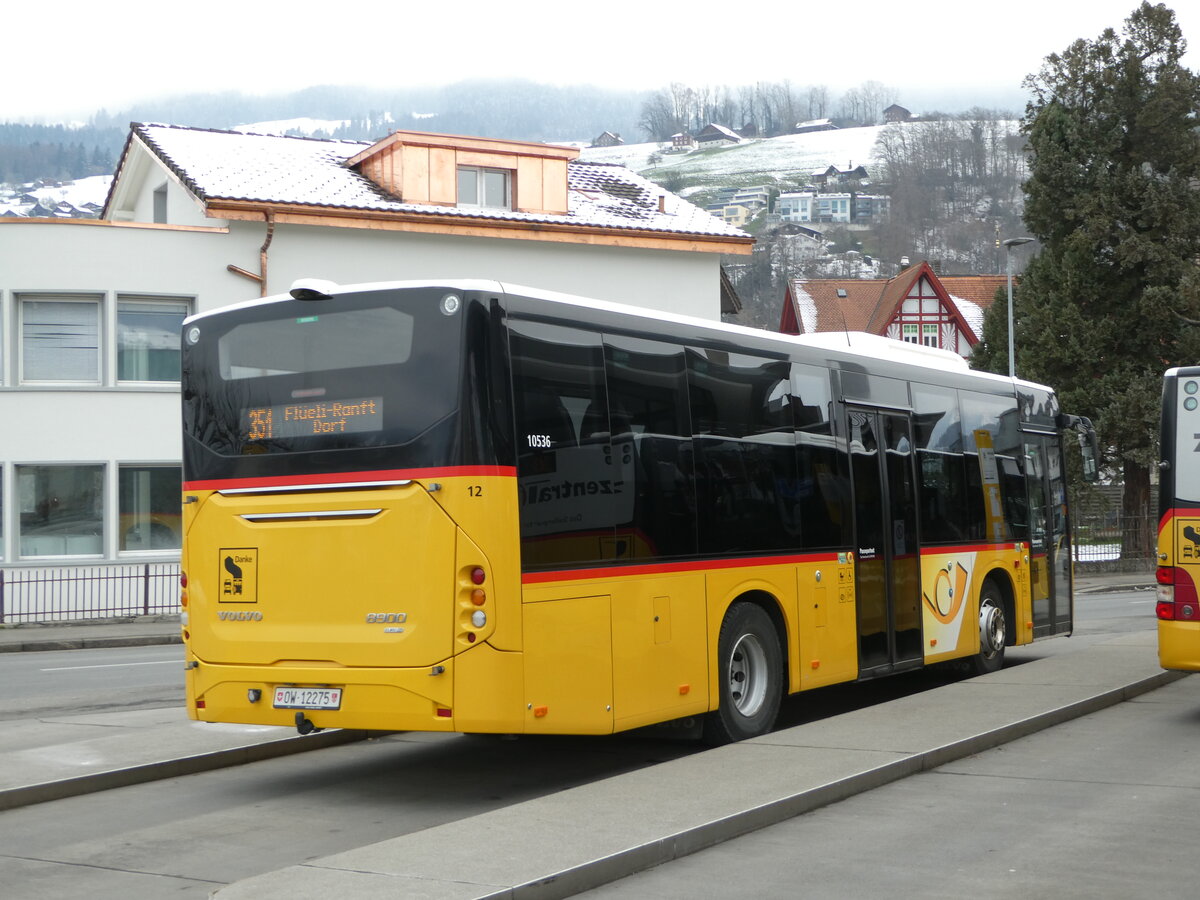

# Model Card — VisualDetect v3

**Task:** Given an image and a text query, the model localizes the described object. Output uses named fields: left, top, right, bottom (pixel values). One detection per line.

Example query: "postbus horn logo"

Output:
left=223, top=555, right=244, bottom=596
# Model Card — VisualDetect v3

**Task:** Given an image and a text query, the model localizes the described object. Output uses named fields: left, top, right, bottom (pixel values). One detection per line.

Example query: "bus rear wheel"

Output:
left=703, top=602, right=783, bottom=745
left=971, top=580, right=1007, bottom=676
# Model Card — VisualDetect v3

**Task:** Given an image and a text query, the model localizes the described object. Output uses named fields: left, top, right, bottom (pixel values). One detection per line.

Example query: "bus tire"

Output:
left=971, top=580, right=1007, bottom=676
left=703, top=602, right=783, bottom=745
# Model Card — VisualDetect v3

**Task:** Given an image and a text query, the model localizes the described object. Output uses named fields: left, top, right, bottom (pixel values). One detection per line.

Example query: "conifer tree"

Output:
left=974, top=2, right=1200, bottom=543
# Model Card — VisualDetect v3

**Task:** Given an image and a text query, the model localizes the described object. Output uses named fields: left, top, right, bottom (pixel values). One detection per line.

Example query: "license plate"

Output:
left=272, top=687, right=342, bottom=710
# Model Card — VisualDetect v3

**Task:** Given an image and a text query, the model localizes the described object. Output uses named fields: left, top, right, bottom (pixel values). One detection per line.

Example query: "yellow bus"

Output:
left=1157, top=366, right=1200, bottom=670
left=180, top=279, right=1098, bottom=743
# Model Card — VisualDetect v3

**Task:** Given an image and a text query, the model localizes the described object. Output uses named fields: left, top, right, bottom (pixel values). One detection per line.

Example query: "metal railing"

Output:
left=0, top=563, right=181, bottom=624
left=1072, top=512, right=1158, bottom=574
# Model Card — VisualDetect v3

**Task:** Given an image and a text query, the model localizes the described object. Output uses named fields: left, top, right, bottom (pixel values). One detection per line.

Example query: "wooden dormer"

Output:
left=344, top=130, right=578, bottom=216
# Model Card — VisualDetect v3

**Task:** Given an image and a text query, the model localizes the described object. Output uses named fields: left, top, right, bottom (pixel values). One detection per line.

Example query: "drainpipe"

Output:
left=225, top=212, right=275, bottom=296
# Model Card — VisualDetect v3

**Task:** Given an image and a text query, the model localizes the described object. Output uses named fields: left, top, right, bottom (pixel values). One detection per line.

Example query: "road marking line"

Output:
left=40, top=660, right=179, bottom=672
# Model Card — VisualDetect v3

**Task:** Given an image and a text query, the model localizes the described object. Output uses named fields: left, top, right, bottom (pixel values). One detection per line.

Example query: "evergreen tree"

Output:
left=974, top=2, right=1200, bottom=547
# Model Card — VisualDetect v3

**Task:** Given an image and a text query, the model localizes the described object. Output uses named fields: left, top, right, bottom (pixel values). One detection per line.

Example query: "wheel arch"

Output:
left=723, top=588, right=791, bottom=695
left=981, top=567, right=1017, bottom=647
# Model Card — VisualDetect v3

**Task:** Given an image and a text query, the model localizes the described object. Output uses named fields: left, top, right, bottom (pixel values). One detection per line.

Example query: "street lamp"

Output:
left=1004, top=237, right=1035, bottom=378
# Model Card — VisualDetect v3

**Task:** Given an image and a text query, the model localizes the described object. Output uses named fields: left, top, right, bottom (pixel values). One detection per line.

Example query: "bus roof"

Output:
left=187, top=277, right=1049, bottom=395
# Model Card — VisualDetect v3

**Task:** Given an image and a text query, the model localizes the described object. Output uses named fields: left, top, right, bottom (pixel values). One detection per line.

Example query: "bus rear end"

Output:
left=180, top=281, right=521, bottom=732
left=1157, top=366, right=1200, bottom=670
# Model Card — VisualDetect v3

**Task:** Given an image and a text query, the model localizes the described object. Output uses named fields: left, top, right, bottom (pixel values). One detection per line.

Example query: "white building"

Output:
left=0, top=124, right=751, bottom=619
left=775, top=191, right=814, bottom=223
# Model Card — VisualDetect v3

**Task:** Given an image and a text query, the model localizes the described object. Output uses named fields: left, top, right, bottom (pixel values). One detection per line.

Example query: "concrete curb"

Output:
left=0, top=633, right=183, bottom=653
left=0, top=726, right=369, bottom=813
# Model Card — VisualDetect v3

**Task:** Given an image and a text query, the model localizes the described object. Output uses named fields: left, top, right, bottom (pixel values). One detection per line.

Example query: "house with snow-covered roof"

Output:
left=695, top=124, right=742, bottom=146
left=0, top=123, right=749, bottom=614
left=779, top=261, right=1005, bottom=359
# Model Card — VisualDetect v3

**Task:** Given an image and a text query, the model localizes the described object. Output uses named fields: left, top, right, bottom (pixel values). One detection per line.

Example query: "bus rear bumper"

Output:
left=1158, top=620, right=1200, bottom=671
left=185, top=645, right=528, bottom=733
left=186, top=660, right=462, bottom=732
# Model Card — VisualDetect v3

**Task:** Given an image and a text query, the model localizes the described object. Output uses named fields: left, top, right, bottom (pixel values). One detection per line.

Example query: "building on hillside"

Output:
left=0, top=124, right=751, bottom=615
left=670, top=132, right=696, bottom=151
left=793, top=119, right=837, bottom=134
left=775, top=191, right=814, bottom=223
left=776, top=190, right=890, bottom=226
left=810, top=164, right=870, bottom=187
left=779, top=261, right=1006, bottom=358
left=851, top=194, right=890, bottom=223
left=591, top=131, right=623, bottom=147
left=883, top=104, right=912, bottom=123
left=695, top=123, right=742, bottom=146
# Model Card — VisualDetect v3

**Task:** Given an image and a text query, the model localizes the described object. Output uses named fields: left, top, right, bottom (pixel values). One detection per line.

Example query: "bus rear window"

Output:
left=218, top=307, right=414, bottom=380
left=184, top=290, right=462, bottom=461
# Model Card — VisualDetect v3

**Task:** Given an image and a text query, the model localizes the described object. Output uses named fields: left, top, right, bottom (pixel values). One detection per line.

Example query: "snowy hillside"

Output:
left=0, top=174, right=112, bottom=217
left=580, top=125, right=889, bottom=191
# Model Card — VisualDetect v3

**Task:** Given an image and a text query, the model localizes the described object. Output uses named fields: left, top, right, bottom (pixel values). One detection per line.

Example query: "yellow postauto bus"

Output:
left=180, top=279, right=1098, bottom=743
left=1156, top=367, right=1200, bottom=670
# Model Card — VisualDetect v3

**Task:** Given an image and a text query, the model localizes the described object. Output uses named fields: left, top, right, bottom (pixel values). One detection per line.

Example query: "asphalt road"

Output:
left=0, top=644, right=184, bottom=721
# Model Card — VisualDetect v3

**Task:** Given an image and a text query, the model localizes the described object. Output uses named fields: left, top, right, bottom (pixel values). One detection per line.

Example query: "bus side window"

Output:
left=792, top=364, right=851, bottom=550
left=509, top=321, right=617, bottom=568
left=605, top=335, right=696, bottom=562
left=911, top=384, right=968, bottom=543
left=688, top=349, right=797, bottom=555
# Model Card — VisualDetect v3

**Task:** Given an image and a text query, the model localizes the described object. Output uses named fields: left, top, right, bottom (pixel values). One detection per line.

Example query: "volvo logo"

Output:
left=218, top=610, right=263, bottom=621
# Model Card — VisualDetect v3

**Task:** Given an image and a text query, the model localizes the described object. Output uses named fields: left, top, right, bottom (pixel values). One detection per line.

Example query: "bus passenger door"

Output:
left=848, top=407, right=923, bottom=675
left=1026, top=437, right=1071, bottom=636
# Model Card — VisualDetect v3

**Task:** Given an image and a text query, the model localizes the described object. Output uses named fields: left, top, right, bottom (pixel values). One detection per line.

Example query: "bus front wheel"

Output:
left=971, top=581, right=1007, bottom=676
left=703, top=602, right=783, bottom=745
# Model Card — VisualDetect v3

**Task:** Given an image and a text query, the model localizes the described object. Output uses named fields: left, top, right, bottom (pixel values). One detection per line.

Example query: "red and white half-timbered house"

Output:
left=779, top=261, right=1006, bottom=359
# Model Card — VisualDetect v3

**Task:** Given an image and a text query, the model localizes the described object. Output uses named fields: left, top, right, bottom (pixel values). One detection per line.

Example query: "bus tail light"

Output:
left=458, top=563, right=493, bottom=646
left=1156, top=566, right=1199, bottom=620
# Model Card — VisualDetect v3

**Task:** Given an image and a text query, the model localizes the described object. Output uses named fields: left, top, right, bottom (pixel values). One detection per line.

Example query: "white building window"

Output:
left=18, top=464, right=104, bottom=558
left=20, top=296, right=102, bottom=383
left=119, top=465, right=182, bottom=552
left=153, top=184, right=168, bottom=224
left=117, top=297, right=189, bottom=382
left=922, top=324, right=939, bottom=347
left=902, top=324, right=919, bottom=344
left=457, top=166, right=511, bottom=209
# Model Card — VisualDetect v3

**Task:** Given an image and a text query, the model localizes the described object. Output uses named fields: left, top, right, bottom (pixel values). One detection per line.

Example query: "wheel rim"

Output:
left=979, top=599, right=1005, bottom=659
left=728, top=632, right=769, bottom=717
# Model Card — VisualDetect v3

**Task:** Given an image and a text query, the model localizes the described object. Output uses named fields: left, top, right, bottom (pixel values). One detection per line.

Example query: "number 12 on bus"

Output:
left=179, top=279, right=1099, bottom=744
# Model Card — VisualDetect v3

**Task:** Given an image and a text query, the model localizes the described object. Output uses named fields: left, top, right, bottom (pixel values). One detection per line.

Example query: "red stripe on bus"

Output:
left=1159, top=507, right=1200, bottom=535
left=917, top=541, right=1027, bottom=555
left=522, top=552, right=842, bottom=584
left=183, top=466, right=516, bottom=492
left=523, top=542, right=1027, bottom=585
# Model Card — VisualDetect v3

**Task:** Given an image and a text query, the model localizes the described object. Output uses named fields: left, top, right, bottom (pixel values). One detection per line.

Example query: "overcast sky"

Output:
left=6, top=0, right=1197, bottom=122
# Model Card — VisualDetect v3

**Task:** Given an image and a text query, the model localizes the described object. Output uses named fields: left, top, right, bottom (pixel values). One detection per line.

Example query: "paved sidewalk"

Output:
left=0, top=616, right=182, bottom=653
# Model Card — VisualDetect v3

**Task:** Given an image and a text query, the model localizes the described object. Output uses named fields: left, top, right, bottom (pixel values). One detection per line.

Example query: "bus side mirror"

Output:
left=1076, top=418, right=1100, bottom=483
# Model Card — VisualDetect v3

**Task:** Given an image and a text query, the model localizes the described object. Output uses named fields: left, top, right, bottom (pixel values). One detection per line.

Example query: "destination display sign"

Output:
left=242, top=396, right=383, bottom=441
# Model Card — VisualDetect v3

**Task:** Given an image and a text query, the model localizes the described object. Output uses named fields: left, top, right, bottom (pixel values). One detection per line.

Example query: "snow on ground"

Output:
left=580, top=125, right=889, bottom=186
